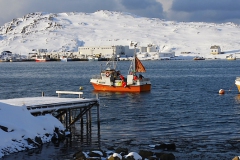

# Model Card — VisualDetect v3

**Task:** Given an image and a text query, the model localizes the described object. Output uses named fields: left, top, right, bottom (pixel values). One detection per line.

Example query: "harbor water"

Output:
left=1, top=60, right=240, bottom=159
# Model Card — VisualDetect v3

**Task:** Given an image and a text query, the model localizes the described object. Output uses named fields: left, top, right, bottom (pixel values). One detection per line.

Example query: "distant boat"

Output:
left=90, top=46, right=151, bottom=92
left=193, top=56, right=205, bottom=60
left=10, top=57, right=22, bottom=62
left=88, top=56, right=98, bottom=61
left=60, top=56, right=72, bottom=62
left=226, top=54, right=236, bottom=60
left=235, top=77, right=240, bottom=92
left=0, top=58, right=9, bottom=62
left=35, top=55, right=50, bottom=62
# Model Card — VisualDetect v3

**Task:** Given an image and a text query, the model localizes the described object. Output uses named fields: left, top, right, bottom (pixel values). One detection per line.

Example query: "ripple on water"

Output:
left=1, top=60, right=240, bottom=159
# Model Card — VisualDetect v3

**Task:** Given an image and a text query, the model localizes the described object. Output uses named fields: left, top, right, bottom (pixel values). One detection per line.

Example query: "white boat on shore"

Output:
left=10, top=57, right=22, bottom=62
left=226, top=54, right=236, bottom=60
left=35, top=55, right=50, bottom=62
left=88, top=56, right=98, bottom=61
left=193, top=56, right=205, bottom=60
left=0, top=58, right=10, bottom=62
left=60, top=56, right=72, bottom=62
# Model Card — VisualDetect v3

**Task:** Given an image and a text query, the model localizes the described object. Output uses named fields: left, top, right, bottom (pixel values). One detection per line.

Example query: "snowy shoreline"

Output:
left=0, top=102, right=65, bottom=158
left=1, top=101, right=239, bottom=159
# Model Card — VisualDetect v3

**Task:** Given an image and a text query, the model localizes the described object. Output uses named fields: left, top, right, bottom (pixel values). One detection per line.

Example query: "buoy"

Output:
left=79, top=86, right=83, bottom=90
left=219, top=89, right=225, bottom=94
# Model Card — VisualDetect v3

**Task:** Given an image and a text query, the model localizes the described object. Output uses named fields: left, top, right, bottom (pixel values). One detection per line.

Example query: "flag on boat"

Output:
left=135, top=56, right=146, bottom=72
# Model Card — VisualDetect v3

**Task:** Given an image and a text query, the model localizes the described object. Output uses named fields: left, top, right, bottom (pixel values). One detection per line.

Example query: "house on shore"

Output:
left=210, top=45, right=221, bottom=55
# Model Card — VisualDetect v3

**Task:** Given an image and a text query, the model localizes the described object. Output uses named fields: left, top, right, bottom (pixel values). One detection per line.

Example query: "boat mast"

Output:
left=114, top=54, right=119, bottom=70
left=128, top=42, right=137, bottom=74
left=112, top=45, right=115, bottom=70
left=133, top=43, right=137, bottom=73
left=105, top=46, right=116, bottom=70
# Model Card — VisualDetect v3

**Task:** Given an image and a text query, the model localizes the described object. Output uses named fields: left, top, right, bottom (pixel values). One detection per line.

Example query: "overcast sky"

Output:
left=1, top=0, right=240, bottom=26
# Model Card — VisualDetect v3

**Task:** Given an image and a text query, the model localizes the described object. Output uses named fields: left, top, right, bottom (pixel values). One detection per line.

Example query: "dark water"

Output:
left=1, top=60, right=240, bottom=159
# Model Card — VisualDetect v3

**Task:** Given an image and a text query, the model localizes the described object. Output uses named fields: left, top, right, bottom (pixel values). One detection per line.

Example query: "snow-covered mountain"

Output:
left=0, top=10, right=240, bottom=58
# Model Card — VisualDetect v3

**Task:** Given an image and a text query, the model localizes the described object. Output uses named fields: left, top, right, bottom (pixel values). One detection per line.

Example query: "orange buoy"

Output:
left=219, top=89, right=225, bottom=94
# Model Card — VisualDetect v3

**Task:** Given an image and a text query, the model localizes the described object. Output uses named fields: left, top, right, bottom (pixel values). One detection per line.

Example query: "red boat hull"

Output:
left=91, top=83, right=151, bottom=92
left=35, top=58, right=50, bottom=62
left=35, top=59, right=47, bottom=62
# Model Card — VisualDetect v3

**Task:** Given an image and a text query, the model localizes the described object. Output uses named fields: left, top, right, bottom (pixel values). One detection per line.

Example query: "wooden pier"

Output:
left=0, top=91, right=100, bottom=132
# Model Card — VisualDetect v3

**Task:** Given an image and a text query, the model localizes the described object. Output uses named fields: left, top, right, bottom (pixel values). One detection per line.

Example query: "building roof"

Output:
left=210, top=45, right=220, bottom=49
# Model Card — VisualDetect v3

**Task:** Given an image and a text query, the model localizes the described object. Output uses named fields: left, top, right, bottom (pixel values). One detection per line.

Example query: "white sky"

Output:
left=157, top=0, right=173, bottom=12
left=1, top=0, right=240, bottom=26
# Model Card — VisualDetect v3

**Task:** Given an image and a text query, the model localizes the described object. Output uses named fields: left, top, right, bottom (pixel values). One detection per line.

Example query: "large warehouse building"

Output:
left=78, top=45, right=135, bottom=59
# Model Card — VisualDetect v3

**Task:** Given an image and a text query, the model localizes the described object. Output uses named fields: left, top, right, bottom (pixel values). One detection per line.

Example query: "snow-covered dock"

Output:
left=0, top=91, right=100, bottom=130
left=0, top=96, right=99, bottom=114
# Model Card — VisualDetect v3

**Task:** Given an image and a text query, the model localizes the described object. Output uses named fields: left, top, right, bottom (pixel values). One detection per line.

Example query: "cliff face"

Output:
left=0, top=12, right=60, bottom=34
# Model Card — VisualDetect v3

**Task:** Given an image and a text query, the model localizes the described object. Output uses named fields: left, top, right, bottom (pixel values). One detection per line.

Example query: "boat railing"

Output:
left=141, top=78, right=150, bottom=81
left=92, top=75, right=102, bottom=79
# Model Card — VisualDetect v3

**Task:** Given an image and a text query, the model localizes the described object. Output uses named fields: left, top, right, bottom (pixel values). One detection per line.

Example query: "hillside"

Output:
left=0, top=10, right=240, bottom=58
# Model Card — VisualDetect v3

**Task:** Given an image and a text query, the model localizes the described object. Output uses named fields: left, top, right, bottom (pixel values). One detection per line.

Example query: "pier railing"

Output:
left=56, top=90, right=83, bottom=98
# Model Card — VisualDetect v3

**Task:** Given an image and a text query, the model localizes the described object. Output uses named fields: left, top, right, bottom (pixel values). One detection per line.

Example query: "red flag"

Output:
left=135, top=56, right=146, bottom=72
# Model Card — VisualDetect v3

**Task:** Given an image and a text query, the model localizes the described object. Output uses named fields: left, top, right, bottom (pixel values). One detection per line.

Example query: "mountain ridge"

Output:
left=0, top=10, right=240, bottom=56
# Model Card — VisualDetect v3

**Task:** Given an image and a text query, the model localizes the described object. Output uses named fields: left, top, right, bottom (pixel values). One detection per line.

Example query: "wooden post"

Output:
left=97, top=104, right=100, bottom=133
left=65, top=109, right=68, bottom=129
left=88, top=108, right=92, bottom=134
left=89, top=108, right=92, bottom=124
left=79, top=108, right=83, bottom=142
left=86, top=109, right=90, bottom=145
left=86, top=108, right=89, bottom=133
left=80, top=108, right=83, bottom=127
left=68, top=109, right=72, bottom=132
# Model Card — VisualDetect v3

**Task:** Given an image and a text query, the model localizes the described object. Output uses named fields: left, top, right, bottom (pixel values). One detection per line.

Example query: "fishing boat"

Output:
left=235, top=77, right=240, bottom=92
left=90, top=47, right=151, bottom=92
left=193, top=56, right=205, bottom=60
left=87, top=56, right=98, bottom=61
left=10, top=57, right=22, bottom=62
left=35, top=55, right=50, bottom=62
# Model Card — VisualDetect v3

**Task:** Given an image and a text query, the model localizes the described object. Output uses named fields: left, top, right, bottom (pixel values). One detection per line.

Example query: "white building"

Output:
left=137, top=45, right=175, bottom=60
left=210, top=45, right=221, bottom=55
left=0, top=51, right=12, bottom=61
left=78, top=44, right=175, bottom=60
left=1, top=51, right=12, bottom=57
left=159, top=52, right=175, bottom=59
left=78, top=45, right=134, bottom=59
left=139, top=44, right=159, bottom=53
